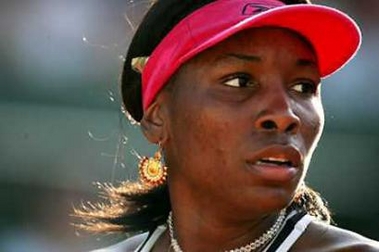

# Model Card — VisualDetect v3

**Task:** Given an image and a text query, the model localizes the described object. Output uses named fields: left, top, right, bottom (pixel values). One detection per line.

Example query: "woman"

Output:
left=75, top=0, right=379, bottom=251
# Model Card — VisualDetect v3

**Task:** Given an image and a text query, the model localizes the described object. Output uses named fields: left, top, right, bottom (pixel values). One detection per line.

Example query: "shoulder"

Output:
left=90, top=232, right=149, bottom=252
left=293, top=220, right=379, bottom=251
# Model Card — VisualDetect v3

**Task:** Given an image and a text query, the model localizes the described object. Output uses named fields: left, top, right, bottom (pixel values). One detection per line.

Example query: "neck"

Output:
left=168, top=194, right=286, bottom=252
left=164, top=171, right=291, bottom=251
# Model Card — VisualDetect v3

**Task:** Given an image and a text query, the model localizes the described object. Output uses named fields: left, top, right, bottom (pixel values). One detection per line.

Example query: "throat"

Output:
left=166, top=209, right=287, bottom=252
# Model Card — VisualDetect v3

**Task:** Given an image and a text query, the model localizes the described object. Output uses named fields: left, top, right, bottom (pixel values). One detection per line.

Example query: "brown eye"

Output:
left=223, top=74, right=257, bottom=88
left=291, top=81, right=317, bottom=95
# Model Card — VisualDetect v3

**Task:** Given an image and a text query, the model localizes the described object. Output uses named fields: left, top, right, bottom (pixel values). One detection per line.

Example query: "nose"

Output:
left=254, top=98, right=301, bottom=134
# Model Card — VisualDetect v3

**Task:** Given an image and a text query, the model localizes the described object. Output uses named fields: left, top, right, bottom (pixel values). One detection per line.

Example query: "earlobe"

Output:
left=140, top=101, right=169, bottom=144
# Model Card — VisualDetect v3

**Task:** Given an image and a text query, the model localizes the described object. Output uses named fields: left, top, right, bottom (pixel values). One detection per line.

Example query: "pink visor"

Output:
left=141, top=0, right=361, bottom=110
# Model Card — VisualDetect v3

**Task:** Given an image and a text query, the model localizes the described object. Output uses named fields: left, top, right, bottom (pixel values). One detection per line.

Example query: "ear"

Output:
left=140, top=100, right=169, bottom=144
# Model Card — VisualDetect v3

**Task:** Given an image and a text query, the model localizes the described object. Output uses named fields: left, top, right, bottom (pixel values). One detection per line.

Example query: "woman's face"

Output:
left=161, top=27, right=324, bottom=215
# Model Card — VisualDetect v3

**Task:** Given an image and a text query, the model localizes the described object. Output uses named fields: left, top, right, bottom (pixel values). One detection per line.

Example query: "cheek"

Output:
left=168, top=82, right=233, bottom=153
left=298, top=99, right=325, bottom=155
left=166, top=92, right=238, bottom=179
left=310, top=99, right=325, bottom=140
left=173, top=107, right=232, bottom=155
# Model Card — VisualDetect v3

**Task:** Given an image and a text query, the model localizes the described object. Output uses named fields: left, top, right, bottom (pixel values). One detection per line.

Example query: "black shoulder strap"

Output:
left=266, top=210, right=307, bottom=252
left=136, top=229, right=155, bottom=252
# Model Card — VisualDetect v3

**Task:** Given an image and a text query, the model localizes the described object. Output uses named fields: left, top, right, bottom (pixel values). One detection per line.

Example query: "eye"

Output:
left=222, top=73, right=257, bottom=88
left=291, top=80, right=318, bottom=95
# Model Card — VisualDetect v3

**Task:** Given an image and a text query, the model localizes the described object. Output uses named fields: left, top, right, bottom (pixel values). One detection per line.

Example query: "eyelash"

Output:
left=291, top=80, right=318, bottom=95
left=222, top=73, right=257, bottom=88
left=221, top=74, right=318, bottom=96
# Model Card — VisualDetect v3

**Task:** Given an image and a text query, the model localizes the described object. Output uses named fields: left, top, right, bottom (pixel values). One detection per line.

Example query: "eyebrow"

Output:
left=296, top=58, right=318, bottom=67
left=224, top=53, right=262, bottom=62
left=217, top=53, right=317, bottom=68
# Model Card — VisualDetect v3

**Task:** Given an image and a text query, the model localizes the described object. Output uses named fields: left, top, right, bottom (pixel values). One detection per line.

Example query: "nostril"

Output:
left=261, top=120, right=277, bottom=130
left=286, top=122, right=298, bottom=133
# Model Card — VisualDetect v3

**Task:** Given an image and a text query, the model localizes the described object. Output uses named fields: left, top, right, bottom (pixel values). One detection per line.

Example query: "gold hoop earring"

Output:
left=138, top=146, right=167, bottom=187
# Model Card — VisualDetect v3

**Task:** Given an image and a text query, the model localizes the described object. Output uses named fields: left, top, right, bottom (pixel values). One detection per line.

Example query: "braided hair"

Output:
left=74, top=0, right=331, bottom=234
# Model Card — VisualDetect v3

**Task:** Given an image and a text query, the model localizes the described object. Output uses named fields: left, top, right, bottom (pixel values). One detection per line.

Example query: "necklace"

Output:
left=167, top=209, right=287, bottom=252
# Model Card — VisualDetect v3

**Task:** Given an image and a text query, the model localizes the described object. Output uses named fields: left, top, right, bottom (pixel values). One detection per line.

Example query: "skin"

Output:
left=141, top=28, right=379, bottom=251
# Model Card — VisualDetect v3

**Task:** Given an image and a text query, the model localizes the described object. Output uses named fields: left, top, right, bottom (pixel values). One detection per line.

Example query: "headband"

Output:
left=134, top=0, right=361, bottom=110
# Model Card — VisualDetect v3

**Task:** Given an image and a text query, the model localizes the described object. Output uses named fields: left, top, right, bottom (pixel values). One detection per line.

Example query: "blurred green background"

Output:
left=0, top=0, right=378, bottom=251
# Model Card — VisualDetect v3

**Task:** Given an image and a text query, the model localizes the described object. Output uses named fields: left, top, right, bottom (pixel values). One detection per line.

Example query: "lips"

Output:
left=246, top=145, right=303, bottom=182
left=249, top=145, right=302, bottom=167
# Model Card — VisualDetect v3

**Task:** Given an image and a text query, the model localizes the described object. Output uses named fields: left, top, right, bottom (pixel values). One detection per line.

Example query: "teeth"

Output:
left=256, top=157, right=292, bottom=166
left=261, top=157, right=289, bottom=163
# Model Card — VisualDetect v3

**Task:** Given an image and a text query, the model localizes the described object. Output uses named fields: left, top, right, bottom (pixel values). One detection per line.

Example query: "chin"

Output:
left=260, top=193, right=294, bottom=212
left=234, top=186, right=297, bottom=215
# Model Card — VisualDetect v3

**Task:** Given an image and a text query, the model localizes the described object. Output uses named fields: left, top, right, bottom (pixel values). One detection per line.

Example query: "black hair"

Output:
left=122, top=0, right=215, bottom=122
left=74, top=0, right=331, bottom=235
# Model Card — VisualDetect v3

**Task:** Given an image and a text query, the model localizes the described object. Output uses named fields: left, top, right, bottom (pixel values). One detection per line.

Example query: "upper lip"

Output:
left=247, top=145, right=303, bottom=168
